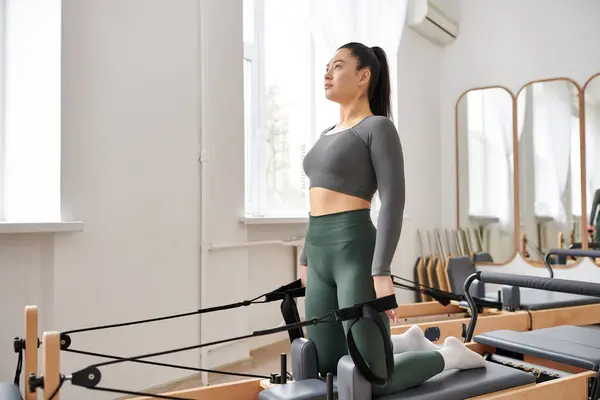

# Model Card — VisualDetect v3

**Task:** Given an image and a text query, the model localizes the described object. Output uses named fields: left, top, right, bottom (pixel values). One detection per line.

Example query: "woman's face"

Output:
left=324, top=48, right=370, bottom=103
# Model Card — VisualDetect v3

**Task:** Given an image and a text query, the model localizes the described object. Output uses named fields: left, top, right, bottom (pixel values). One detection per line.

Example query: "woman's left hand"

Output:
left=373, top=275, right=398, bottom=323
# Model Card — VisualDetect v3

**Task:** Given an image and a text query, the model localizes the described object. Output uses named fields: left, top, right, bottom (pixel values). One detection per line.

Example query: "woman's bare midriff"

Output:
left=309, top=187, right=371, bottom=216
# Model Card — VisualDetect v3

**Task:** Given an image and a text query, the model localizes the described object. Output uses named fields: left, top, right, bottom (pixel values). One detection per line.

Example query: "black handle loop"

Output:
left=345, top=303, right=394, bottom=386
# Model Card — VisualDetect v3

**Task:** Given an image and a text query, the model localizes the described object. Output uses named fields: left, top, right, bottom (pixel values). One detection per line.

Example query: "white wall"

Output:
left=440, top=0, right=600, bottom=231
left=0, top=2, right=457, bottom=396
left=1, top=1, right=202, bottom=399
left=393, top=27, right=445, bottom=301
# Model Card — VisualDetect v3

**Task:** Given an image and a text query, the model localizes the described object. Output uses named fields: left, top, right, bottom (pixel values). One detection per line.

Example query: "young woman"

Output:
left=298, top=42, right=485, bottom=396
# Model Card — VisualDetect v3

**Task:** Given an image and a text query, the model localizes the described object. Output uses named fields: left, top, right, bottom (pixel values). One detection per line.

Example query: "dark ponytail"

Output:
left=338, top=42, right=392, bottom=118
left=369, top=46, right=391, bottom=118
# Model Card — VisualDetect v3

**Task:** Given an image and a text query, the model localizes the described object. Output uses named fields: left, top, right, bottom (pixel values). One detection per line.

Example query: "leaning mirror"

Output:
left=585, top=74, right=600, bottom=249
left=456, top=87, right=516, bottom=264
left=516, top=79, right=582, bottom=263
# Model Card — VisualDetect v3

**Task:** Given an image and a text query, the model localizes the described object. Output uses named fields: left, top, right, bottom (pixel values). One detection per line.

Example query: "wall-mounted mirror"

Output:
left=585, top=74, right=600, bottom=249
left=516, top=79, right=582, bottom=263
left=456, top=87, right=515, bottom=264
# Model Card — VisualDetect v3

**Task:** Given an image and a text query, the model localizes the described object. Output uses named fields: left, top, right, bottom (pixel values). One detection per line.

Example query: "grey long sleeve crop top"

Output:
left=299, top=115, right=406, bottom=276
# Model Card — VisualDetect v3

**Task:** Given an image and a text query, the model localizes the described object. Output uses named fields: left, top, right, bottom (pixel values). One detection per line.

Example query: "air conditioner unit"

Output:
left=407, top=0, right=459, bottom=47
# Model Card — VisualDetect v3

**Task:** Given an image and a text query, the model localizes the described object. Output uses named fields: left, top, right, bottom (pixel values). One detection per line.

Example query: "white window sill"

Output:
left=0, top=221, right=84, bottom=234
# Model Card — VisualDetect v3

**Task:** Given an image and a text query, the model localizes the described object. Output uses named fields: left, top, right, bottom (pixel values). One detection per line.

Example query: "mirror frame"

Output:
left=455, top=74, right=600, bottom=267
left=454, top=85, right=519, bottom=259
left=582, top=72, right=600, bottom=251
left=514, top=77, right=586, bottom=264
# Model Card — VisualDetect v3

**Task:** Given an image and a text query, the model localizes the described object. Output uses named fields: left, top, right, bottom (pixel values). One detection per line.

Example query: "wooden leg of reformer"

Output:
left=24, top=306, right=38, bottom=400
left=43, top=332, right=60, bottom=400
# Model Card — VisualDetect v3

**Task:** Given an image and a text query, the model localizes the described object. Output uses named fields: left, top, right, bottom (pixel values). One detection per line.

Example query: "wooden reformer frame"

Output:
left=29, top=332, right=595, bottom=400
left=17, top=298, right=600, bottom=400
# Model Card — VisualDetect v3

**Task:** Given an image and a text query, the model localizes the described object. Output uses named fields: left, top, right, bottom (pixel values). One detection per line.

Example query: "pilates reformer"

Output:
left=4, top=289, right=399, bottom=399
left=390, top=247, right=600, bottom=344
left=238, top=251, right=600, bottom=399
left=6, top=248, right=600, bottom=399
left=383, top=229, right=600, bottom=341
left=393, top=232, right=579, bottom=330
left=11, top=261, right=600, bottom=400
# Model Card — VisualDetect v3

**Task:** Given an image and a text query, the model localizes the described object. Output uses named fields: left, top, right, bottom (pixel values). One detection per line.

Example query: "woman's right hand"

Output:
left=300, top=265, right=308, bottom=287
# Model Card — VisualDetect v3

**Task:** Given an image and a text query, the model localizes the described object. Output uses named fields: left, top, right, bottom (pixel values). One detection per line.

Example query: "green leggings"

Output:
left=304, top=209, right=444, bottom=396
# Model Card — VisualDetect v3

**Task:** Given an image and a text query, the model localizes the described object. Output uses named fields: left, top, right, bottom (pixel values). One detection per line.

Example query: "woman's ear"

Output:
left=357, top=68, right=371, bottom=88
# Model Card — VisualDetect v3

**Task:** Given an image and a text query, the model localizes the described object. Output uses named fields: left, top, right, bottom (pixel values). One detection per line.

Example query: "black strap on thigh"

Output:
left=337, top=296, right=396, bottom=386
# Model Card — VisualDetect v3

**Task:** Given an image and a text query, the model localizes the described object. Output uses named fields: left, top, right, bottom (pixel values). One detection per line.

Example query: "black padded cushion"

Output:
left=516, top=288, right=600, bottom=310
left=0, top=382, right=23, bottom=400
left=473, top=252, right=494, bottom=263
left=475, top=325, right=600, bottom=371
left=447, top=256, right=476, bottom=294
left=376, top=361, right=535, bottom=399
left=258, top=379, right=336, bottom=400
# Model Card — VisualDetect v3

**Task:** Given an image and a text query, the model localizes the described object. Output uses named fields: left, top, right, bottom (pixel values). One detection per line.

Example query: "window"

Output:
left=243, top=0, right=342, bottom=218
left=244, top=0, right=312, bottom=217
left=1, top=0, right=62, bottom=221
left=243, top=1, right=399, bottom=219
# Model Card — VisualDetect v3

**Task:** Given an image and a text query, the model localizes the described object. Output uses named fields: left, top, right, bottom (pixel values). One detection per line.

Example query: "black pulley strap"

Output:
left=336, top=294, right=397, bottom=386
left=264, top=280, right=305, bottom=301
left=66, top=293, right=398, bottom=398
left=266, top=280, right=306, bottom=342
left=60, top=279, right=307, bottom=338
left=281, top=293, right=304, bottom=342
left=392, top=277, right=502, bottom=310
left=13, top=338, right=24, bottom=387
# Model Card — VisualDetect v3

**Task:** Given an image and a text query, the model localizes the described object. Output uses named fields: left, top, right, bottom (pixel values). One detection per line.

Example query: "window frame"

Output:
left=242, top=2, right=386, bottom=219
left=243, top=0, right=317, bottom=218
left=243, top=0, right=266, bottom=217
left=0, top=0, right=6, bottom=220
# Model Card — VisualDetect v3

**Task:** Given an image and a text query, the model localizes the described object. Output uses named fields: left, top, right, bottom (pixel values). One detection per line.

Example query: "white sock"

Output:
left=436, top=336, right=486, bottom=371
left=391, top=325, right=441, bottom=353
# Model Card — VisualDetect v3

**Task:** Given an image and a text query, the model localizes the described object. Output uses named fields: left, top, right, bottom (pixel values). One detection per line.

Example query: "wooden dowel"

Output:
left=445, top=230, right=454, bottom=257
left=43, top=332, right=61, bottom=400
left=25, top=306, right=38, bottom=400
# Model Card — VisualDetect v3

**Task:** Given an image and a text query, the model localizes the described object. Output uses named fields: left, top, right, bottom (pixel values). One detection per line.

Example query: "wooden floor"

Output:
left=136, top=339, right=291, bottom=396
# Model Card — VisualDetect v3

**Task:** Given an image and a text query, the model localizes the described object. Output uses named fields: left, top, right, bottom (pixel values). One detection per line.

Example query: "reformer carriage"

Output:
left=5, top=248, right=600, bottom=399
